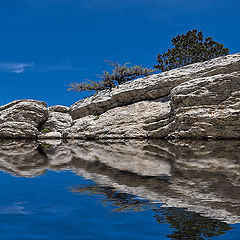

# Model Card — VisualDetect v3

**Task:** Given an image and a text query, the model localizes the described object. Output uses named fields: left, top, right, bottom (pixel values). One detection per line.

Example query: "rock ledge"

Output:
left=1, top=53, right=240, bottom=139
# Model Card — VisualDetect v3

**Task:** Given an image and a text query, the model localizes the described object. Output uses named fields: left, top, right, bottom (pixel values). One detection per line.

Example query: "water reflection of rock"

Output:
left=72, top=183, right=233, bottom=239
left=0, top=139, right=239, bottom=225
left=0, top=140, right=47, bottom=177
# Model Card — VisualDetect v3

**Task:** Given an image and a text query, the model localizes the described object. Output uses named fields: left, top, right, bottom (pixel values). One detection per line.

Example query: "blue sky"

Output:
left=0, top=0, right=239, bottom=107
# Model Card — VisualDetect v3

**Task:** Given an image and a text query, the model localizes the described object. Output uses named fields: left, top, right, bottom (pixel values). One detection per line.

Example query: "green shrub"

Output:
left=40, top=143, right=52, bottom=149
left=41, top=128, right=51, bottom=133
left=69, top=61, right=155, bottom=92
left=154, top=29, right=229, bottom=72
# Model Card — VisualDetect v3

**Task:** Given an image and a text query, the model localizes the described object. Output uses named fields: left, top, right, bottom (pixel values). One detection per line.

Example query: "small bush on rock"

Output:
left=40, top=143, right=52, bottom=149
left=69, top=61, right=155, bottom=93
left=41, top=128, right=51, bottom=133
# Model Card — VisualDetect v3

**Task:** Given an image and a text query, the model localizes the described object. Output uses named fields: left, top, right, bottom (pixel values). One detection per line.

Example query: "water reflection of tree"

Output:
left=71, top=184, right=233, bottom=240
left=154, top=208, right=232, bottom=240
left=71, top=184, right=150, bottom=212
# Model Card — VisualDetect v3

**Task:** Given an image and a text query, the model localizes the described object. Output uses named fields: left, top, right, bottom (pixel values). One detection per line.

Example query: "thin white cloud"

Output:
left=0, top=62, right=33, bottom=74
left=0, top=61, right=85, bottom=74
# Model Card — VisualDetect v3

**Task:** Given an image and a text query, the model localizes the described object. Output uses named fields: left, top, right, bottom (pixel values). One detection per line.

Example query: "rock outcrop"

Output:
left=0, top=100, right=48, bottom=139
left=69, top=53, right=240, bottom=119
left=66, top=53, right=240, bottom=139
left=40, top=105, right=72, bottom=138
left=1, top=53, right=240, bottom=139
left=67, top=97, right=171, bottom=139
left=150, top=72, right=240, bottom=139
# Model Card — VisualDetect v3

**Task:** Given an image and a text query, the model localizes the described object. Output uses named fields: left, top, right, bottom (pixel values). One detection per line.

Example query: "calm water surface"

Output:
left=0, top=139, right=239, bottom=239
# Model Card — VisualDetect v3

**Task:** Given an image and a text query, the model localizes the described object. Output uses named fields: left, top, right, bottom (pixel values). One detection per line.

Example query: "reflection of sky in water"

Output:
left=0, top=139, right=239, bottom=239
left=0, top=202, right=28, bottom=215
left=0, top=170, right=237, bottom=240
left=0, top=171, right=171, bottom=240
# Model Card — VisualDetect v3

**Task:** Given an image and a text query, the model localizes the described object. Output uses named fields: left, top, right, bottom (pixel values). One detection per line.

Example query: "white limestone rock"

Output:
left=48, top=105, right=69, bottom=113
left=69, top=53, right=240, bottom=120
left=0, top=100, right=48, bottom=127
left=66, top=97, right=171, bottom=139
left=150, top=72, right=240, bottom=139
left=0, top=121, right=39, bottom=139
left=38, top=131, right=62, bottom=139
left=1, top=53, right=240, bottom=140
left=41, top=111, right=72, bottom=134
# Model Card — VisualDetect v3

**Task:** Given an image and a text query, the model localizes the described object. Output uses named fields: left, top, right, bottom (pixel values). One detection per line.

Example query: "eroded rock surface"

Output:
left=39, top=131, right=62, bottom=139
left=41, top=111, right=72, bottom=134
left=0, top=100, right=48, bottom=139
left=0, top=100, right=48, bottom=127
left=69, top=53, right=240, bottom=120
left=66, top=53, right=240, bottom=139
left=48, top=105, right=69, bottom=113
left=66, top=97, right=171, bottom=139
left=1, top=53, right=240, bottom=139
left=0, top=122, right=39, bottom=139
left=39, top=105, right=72, bottom=139
left=150, top=72, right=240, bottom=139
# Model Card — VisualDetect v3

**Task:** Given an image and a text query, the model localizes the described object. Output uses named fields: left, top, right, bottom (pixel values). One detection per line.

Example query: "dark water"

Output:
left=0, top=139, right=239, bottom=239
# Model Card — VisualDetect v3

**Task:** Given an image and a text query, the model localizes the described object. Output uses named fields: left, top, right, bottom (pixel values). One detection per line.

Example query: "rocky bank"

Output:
left=1, top=53, right=240, bottom=139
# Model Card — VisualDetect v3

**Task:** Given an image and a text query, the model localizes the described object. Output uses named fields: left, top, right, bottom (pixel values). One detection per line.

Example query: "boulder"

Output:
left=0, top=100, right=48, bottom=127
left=66, top=71, right=240, bottom=139
left=41, top=111, right=72, bottom=134
left=48, top=105, right=69, bottom=113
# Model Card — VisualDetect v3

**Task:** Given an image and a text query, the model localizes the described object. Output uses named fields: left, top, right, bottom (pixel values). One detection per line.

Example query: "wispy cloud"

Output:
left=0, top=62, right=34, bottom=74
left=0, top=62, right=85, bottom=74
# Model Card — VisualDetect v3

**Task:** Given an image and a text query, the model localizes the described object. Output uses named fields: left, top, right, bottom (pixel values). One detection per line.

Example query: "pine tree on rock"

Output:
left=154, top=29, right=229, bottom=72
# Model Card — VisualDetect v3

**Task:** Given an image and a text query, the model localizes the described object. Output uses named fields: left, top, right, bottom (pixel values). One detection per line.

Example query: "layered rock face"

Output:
left=0, top=53, right=240, bottom=139
left=0, top=100, right=48, bottom=139
left=66, top=53, right=240, bottom=139
left=40, top=106, right=72, bottom=136
left=67, top=98, right=171, bottom=139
